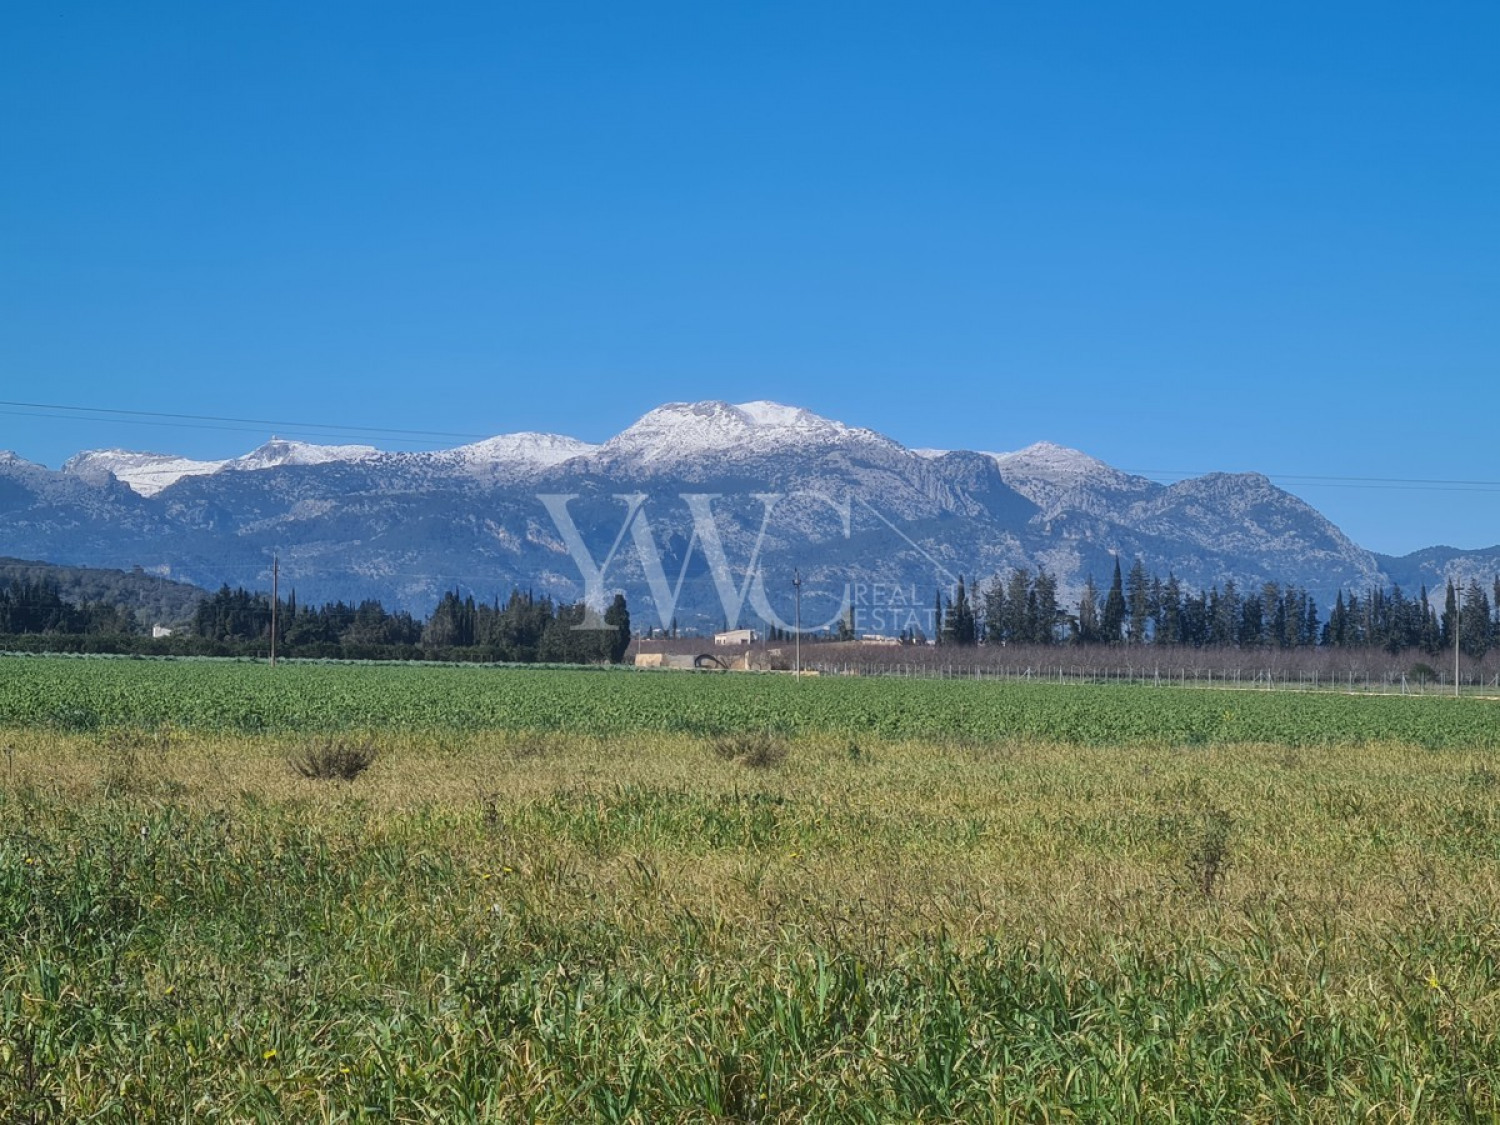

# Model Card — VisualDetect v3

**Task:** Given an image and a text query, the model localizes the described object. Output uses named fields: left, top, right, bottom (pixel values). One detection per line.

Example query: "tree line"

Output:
left=0, top=576, right=631, bottom=664
left=0, top=557, right=204, bottom=625
left=10, top=557, right=1500, bottom=662
left=192, top=586, right=631, bottom=663
left=932, top=559, right=1500, bottom=656
left=0, top=578, right=139, bottom=637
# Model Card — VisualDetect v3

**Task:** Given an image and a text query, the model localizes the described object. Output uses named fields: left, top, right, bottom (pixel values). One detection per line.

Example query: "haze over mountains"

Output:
left=3, top=400, right=1496, bottom=633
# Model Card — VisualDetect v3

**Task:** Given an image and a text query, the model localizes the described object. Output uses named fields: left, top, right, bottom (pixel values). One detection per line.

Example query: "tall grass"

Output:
left=1, top=728, right=1497, bottom=1119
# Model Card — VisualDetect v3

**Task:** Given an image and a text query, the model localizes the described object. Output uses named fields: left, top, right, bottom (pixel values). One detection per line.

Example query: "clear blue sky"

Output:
left=2, top=2, right=1496, bottom=555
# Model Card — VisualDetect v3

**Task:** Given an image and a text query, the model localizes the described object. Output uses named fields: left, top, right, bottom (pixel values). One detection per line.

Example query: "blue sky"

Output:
left=2, top=2, right=1496, bottom=555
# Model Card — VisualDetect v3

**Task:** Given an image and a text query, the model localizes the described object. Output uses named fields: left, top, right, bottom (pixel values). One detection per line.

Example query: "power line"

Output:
left=0, top=400, right=492, bottom=440
left=0, top=400, right=494, bottom=446
left=1126, top=468, right=1500, bottom=490
left=0, top=408, right=458, bottom=449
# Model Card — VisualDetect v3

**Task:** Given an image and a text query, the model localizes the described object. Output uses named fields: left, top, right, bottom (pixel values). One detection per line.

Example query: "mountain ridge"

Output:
left=2, top=399, right=1493, bottom=628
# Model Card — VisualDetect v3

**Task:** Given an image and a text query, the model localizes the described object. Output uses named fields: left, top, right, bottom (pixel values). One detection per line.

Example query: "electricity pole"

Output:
left=270, top=553, right=279, bottom=668
left=793, top=568, right=802, bottom=678
left=1454, top=578, right=1460, bottom=698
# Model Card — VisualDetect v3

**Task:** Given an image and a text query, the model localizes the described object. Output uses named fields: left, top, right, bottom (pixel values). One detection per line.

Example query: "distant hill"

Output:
left=0, top=557, right=207, bottom=628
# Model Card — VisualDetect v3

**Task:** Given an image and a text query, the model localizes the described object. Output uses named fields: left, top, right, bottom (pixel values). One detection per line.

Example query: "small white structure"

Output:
left=713, top=628, right=757, bottom=646
left=859, top=634, right=899, bottom=646
left=152, top=625, right=174, bottom=639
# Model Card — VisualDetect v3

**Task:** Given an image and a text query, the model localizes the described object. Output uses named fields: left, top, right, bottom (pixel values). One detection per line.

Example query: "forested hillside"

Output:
left=0, top=557, right=206, bottom=628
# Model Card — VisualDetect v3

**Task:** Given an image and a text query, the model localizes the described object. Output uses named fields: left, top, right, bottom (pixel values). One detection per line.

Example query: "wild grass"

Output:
left=1, top=725, right=1499, bottom=1119
left=288, top=735, right=379, bottom=781
left=710, top=730, right=790, bottom=770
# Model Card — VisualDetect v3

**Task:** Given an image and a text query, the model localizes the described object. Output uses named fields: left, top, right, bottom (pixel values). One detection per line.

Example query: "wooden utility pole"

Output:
left=793, top=568, right=802, bottom=678
left=1454, top=579, right=1460, bottom=698
left=270, top=553, right=279, bottom=668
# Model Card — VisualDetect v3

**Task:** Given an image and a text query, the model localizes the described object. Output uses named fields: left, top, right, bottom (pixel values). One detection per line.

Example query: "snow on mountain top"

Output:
left=602, top=400, right=887, bottom=463
left=986, top=441, right=1160, bottom=514
left=64, top=449, right=230, bottom=497
left=989, top=441, right=1118, bottom=479
left=448, top=432, right=599, bottom=468
left=735, top=400, right=838, bottom=431
left=226, top=438, right=380, bottom=471
left=65, top=439, right=381, bottom=496
left=991, top=441, right=1160, bottom=490
left=47, top=404, right=1172, bottom=500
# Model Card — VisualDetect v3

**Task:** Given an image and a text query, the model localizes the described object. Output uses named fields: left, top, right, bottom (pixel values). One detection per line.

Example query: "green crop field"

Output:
left=2, top=657, right=1500, bottom=1119
left=1, top=653, right=1497, bottom=747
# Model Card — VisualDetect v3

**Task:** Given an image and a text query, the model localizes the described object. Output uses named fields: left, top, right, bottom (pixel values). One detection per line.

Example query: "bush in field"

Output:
left=711, top=731, right=788, bottom=770
left=289, top=737, right=378, bottom=781
left=1188, top=805, right=1233, bottom=897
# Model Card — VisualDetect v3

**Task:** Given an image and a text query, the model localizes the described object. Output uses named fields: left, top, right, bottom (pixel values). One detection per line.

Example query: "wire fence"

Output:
left=800, top=658, right=1500, bottom=696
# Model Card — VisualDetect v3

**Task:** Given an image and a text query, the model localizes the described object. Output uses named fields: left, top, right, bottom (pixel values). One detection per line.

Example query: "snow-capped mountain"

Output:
left=443, top=432, right=598, bottom=471
left=63, top=450, right=231, bottom=497
left=224, top=438, right=380, bottom=473
left=64, top=438, right=380, bottom=497
left=2, top=399, right=1483, bottom=627
left=61, top=401, right=920, bottom=493
left=990, top=441, right=1160, bottom=522
left=596, top=400, right=899, bottom=469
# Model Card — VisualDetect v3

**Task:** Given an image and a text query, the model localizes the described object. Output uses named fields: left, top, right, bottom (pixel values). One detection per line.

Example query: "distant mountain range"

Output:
left=3, top=400, right=1497, bottom=633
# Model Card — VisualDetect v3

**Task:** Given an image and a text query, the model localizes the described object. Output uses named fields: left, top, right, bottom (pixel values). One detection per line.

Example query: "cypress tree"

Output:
left=1461, top=579, right=1490, bottom=658
left=1126, top=558, right=1151, bottom=644
left=944, top=577, right=977, bottom=646
left=1075, top=576, right=1101, bottom=644
left=1441, top=581, right=1458, bottom=651
left=1003, top=568, right=1031, bottom=644
left=1159, top=575, right=1183, bottom=646
left=982, top=579, right=1005, bottom=645
left=1033, top=568, right=1059, bottom=645
left=1101, top=558, right=1126, bottom=644
left=605, top=593, right=632, bottom=663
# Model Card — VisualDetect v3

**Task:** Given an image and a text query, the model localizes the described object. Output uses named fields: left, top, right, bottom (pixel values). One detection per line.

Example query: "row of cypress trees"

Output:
left=931, top=561, right=1498, bottom=655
